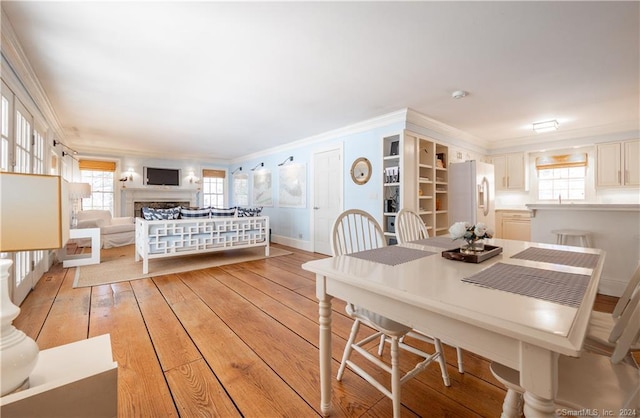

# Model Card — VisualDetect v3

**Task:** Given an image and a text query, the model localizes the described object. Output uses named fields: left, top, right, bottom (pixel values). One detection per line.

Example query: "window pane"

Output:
left=537, top=166, right=585, bottom=201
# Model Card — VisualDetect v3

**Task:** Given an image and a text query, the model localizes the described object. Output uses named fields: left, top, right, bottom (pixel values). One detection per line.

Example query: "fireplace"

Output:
left=134, top=201, right=190, bottom=218
left=122, top=188, right=199, bottom=217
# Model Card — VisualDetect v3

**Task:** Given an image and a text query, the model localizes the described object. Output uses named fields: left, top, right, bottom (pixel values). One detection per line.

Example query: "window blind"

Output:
left=203, top=169, right=225, bottom=178
left=535, top=153, right=587, bottom=169
left=79, top=159, right=116, bottom=172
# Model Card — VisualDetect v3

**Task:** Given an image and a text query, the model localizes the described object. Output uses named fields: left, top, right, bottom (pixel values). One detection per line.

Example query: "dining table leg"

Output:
left=317, top=275, right=333, bottom=416
left=521, top=344, right=558, bottom=418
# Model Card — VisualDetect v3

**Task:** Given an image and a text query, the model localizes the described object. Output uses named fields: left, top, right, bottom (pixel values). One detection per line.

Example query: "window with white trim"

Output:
left=536, top=154, right=587, bottom=201
left=1, top=94, right=9, bottom=172
left=202, top=169, right=226, bottom=208
left=80, top=159, right=116, bottom=213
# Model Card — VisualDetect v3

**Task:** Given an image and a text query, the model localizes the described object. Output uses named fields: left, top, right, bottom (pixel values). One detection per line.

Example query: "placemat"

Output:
left=462, top=262, right=589, bottom=308
left=411, top=236, right=459, bottom=249
left=348, top=246, right=436, bottom=266
left=510, top=247, right=599, bottom=269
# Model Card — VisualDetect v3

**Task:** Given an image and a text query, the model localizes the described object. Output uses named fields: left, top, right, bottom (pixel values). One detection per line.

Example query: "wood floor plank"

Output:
left=154, top=275, right=318, bottom=417
left=130, top=278, right=202, bottom=372
left=165, top=358, right=241, bottom=417
left=13, top=244, right=622, bottom=418
left=216, top=265, right=368, bottom=343
left=13, top=262, right=66, bottom=341
left=184, top=268, right=384, bottom=417
left=89, top=282, right=179, bottom=417
left=35, top=266, right=91, bottom=349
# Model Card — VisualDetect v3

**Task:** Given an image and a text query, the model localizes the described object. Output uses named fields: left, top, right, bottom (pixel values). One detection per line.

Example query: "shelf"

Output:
left=383, top=155, right=400, bottom=161
left=436, top=210, right=448, bottom=214
left=418, top=163, right=433, bottom=169
left=383, top=212, right=398, bottom=217
left=419, top=211, right=433, bottom=215
left=383, top=232, right=397, bottom=237
left=384, top=182, right=400, bottom=187
left=435, top=190, right=448, bottom=194
left=419, top=196, right=433, bottom=200
left=419, top=179, right=432, bottom=184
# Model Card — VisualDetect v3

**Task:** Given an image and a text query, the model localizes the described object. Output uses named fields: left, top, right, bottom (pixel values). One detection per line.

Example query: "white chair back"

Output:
left=612, top=263, right=640, bottom=318
left=331, top=209, right=385, bottom=256
left=609, top=285, right=640, bottom=344
left=611, top=297, right=640, bottom=363
left=395, top=209, right=429, bottom=244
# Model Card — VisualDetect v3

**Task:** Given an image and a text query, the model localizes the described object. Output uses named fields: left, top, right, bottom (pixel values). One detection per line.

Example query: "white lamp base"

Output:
left=0, top=259, right=39, bottom=396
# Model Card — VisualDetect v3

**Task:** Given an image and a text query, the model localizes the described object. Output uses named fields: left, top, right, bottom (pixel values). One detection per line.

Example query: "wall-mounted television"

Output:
left=144, top=167, right=181, bottom=186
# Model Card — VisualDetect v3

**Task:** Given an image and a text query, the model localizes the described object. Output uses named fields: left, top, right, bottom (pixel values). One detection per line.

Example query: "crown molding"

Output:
left=487, top=120, right=640, bottom=152
left=405, top=108, right=490, bottom=150
left=232, top=109, right=408, bottom=163
left=1, top=8, right=65, bottom=140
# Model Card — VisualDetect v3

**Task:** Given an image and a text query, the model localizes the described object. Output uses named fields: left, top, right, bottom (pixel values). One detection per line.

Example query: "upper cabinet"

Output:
left=492, top=153, right=527, bottom=190
left=596, top=140, right=639, bottom=187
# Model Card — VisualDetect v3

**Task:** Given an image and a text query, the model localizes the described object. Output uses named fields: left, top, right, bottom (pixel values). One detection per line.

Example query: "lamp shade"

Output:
left=0, top=173, right=63, bottom=252
left=68, top=182, right=92, bottom=199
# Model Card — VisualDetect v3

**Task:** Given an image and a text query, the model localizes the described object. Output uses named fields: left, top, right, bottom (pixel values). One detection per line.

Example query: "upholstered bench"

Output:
left=76, top=210, right=135, bottom=248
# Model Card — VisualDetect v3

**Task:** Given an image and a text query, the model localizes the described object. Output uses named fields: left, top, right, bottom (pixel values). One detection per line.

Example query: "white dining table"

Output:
left=301, top=238, right=605, bottom=417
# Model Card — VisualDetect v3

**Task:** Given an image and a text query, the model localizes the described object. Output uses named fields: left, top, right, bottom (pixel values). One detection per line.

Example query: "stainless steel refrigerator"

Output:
left=449, top=160, right=495, bottom=228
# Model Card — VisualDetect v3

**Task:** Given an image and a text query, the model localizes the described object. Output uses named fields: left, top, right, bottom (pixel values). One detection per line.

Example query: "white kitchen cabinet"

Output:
left=596, top=139, right=639, bottom=187
left=495, top=210, right=531, bottom=240
left=492, top=153, right=526, bottom=190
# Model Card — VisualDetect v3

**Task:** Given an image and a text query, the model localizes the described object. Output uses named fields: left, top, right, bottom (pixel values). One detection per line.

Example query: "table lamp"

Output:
left=0, top=172, right=63, bottom=396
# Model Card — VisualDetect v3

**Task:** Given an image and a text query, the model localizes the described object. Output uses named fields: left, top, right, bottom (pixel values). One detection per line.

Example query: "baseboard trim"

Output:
left=271, top=235, right=313, bottom=252
left=598, top=276, right=626, bottom=297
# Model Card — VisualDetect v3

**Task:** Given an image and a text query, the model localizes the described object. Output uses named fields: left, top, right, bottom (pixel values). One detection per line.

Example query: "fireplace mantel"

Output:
left=122, top=187, right=199, bottom=217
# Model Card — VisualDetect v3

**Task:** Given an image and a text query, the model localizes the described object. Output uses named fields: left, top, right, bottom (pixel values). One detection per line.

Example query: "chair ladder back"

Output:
left=332, top=209, right=384, bottom=256
left=612, top=263, right=640, bottom=319
left=611, top=299, right=640, bottom=364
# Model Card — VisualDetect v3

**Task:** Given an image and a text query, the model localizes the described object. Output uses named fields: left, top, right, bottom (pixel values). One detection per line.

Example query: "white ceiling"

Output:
left=3, top=1, right=639, bottom=161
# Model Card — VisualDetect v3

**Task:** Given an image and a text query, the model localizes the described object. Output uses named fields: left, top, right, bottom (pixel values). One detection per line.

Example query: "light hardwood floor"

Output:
left=14, top=244, right=620, bottom=417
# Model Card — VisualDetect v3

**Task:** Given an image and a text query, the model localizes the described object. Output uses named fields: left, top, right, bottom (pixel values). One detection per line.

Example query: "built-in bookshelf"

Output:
left=381, top=131, right=448, bottom=243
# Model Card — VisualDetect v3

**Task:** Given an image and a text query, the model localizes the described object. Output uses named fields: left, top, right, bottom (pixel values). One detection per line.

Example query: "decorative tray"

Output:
left=442, top=245, right=503, bottom=263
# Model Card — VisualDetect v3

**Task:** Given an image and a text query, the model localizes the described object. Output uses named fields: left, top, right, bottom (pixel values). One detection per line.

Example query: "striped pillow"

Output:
left=211, top=207, right=237, bottom=217
left=180, top=207, right=211, bottom=218
left=237, top=207, right=263, bottom=217
left=142, top=206, right=181, bottom=220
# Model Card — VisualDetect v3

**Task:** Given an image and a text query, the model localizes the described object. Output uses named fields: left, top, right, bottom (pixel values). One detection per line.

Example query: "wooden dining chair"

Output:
left=395, top=208, right=465, bottom=374
left=490, top=299, right=640, bottom=418
left=395, top=208, right=429, bottom=243
left=332, top=209, right=451, bottom=417
left=584, top=263, right=640, bottom=358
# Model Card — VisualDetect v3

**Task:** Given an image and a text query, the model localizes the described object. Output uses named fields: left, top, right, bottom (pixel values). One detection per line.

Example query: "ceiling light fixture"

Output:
left=533, top=120, right=559, bottom=133
left=451, top=90, right=468, bottom=99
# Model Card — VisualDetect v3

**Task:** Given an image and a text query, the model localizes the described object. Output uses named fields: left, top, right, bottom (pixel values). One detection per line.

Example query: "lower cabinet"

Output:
left=495, top=210, right=531, bottom=241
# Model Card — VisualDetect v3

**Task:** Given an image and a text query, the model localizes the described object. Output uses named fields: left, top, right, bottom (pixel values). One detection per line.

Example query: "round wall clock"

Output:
left=350, top=157, right=372, bottom=185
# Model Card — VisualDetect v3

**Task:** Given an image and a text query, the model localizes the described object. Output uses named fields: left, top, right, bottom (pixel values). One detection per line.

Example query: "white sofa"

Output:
left=135, top=216, right=269, bottom=274
left=76, top=210, right=135, bottom=249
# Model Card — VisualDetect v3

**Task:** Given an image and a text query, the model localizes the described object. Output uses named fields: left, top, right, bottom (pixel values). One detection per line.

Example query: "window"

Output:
left=202, top=169, right=226, bottom=208
left=80, top=159, right=116, bottom=213
left=15, top=109, right=31, bottom=173
left=536, top=154, right=587, bottom=201
left=233, top=173, right=249, bottom=206
left=1, top=94, right=9, bottom=172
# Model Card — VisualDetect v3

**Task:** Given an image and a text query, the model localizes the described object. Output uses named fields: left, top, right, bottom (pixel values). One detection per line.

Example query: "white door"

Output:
left=313, top=148, right=342, bottom=255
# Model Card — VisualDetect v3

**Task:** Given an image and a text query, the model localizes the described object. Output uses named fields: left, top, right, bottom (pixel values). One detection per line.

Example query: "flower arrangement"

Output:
left=449, top=222, right=493, bottom=253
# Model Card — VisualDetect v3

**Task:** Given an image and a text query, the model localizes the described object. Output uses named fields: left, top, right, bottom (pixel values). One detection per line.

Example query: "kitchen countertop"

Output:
left=526, top=203, right=640, bottom=216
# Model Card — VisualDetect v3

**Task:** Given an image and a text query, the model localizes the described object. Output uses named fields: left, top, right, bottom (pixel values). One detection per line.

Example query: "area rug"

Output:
left=73, top=245, right=291, bottom=288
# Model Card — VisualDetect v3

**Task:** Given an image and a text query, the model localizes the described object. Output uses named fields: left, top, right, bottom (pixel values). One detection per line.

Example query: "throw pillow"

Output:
left=237, top=206, right=263, bottom=217
left=142, top=206, right=181, bottom=220
left=180, top=207, right=211, bottom=218
left=211, top=207, right=237, bottom=217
